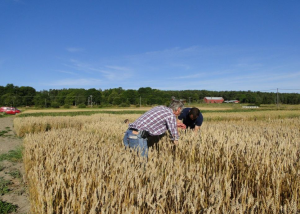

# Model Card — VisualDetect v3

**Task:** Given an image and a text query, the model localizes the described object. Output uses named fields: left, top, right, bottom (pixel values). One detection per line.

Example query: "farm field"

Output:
left=9, top=107, right=300, bottom=213
left=21, top=106, right=234, bottom=113
left=21, top=107, right=153, bottom=114
left=17, top=103, right=300, bottom=115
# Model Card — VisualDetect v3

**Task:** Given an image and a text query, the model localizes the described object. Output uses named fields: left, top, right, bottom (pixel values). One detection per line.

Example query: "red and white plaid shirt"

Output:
left=129, top=106, right=179, bottom=140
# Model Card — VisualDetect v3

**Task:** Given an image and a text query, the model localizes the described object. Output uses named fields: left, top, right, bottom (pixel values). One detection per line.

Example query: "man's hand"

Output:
left=194, top=126, right=200, bottom=132
left=177, top=123, right=186, bottom=129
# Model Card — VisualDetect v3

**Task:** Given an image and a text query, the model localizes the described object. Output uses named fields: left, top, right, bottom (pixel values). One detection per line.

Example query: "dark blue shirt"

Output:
left=178, top=108, right=203, bottom=129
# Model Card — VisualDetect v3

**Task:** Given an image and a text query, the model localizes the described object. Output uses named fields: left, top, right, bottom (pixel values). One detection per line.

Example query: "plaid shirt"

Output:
left=129, top=106, right=179, bottom=140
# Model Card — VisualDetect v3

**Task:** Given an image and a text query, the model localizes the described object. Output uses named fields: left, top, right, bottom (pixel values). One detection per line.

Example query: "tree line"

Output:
left=1, top=84, right=300, bottom=108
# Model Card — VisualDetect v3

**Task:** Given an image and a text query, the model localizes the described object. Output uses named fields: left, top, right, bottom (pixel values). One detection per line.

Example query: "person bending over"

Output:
left=177, top=107, right=203, bottom=132
left=123, top=100, right=184, bottom=158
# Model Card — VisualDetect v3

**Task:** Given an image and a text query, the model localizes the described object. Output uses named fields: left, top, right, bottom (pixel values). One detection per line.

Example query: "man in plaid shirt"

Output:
left=123, top=100, right=185, bottom=157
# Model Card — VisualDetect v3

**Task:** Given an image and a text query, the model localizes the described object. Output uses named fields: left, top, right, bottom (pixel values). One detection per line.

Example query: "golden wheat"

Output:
left=16, top=113, right=300, bottom=213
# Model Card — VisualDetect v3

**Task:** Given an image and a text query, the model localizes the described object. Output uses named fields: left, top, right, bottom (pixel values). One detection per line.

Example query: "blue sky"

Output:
left=1, top=0, right=300, bottom=93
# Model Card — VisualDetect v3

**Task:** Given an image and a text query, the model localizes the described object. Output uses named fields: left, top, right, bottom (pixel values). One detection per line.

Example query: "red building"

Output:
left=204, top=97, right=224, bottom=103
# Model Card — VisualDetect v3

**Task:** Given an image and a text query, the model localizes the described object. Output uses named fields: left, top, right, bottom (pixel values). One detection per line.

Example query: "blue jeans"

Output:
left=123, top=129, right=148, bottom=158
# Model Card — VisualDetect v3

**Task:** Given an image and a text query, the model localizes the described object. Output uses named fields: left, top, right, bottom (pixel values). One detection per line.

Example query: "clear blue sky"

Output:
left=1, top=0, right=300, bottom=93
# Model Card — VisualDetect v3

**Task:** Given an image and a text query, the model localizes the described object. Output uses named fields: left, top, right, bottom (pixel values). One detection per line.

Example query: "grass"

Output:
left=191, top=103, right=300, bottom=110
left=8, top=170, right=22, bottom=179
left=0, top=200, right=18, bottom=214
left=0, top=177, right=11, bottom=195
left=17, top=110, right=148, bottom=117
left=13, top=108, right=275, bottom=118
left=0, top=127, right=12, bottom=137
left=0, top=148, right=21, bottom=213
left=16, top=109, right=300, bottom=121
left=0, top=113, right=14, bottom=118
left=0, top=147, right=23, bottom=162
left=17, top=104, right=300, bottom=118
left=0, top=175, right=20, bottom=213
left=0, top=130, right=9, bottom=137
left=200, top=108, right=278, bottom=113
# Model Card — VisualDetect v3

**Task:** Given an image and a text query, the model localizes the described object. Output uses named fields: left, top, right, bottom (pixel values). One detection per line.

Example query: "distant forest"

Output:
left=1, top=84, right=300, bottom=108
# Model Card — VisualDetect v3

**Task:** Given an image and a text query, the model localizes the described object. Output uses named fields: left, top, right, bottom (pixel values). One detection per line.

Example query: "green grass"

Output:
left=17, top=110, right=148, bottom=117
left=0, top=130, right=9, bottom=137
left=200, top=108, right=270, bottom=113
left=8, top=170, right=22, bottom=179
left=15, top=108, right=300, bottom=120
left=0, top=127, right=11, bottom=137
left=0, top=200, right=18, bottom=214
left=13, top=105, right=300, bottom=119
left=15, top=108, right=274, bottom=118
left=0, top=177, right=11, bottom=195
left=0, top=147, right=23, bottom=162
left=0, top=113, right=14, bottom=118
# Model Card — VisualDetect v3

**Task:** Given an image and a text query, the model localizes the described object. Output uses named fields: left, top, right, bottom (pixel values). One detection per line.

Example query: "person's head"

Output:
left=124, top=119, right=129, bottom=124
left=169, top=100, right=184, bottom=116
left=188, top=107, right=200, bottom=120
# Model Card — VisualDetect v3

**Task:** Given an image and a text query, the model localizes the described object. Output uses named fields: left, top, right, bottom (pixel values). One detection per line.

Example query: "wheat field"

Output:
left=14, top=112, right=300, bottom=213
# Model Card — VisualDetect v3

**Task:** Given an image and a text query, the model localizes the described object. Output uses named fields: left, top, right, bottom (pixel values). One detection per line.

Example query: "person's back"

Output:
left=123, top=101, right=184, bottom=158
left=129, top=105, right=177, bottom=137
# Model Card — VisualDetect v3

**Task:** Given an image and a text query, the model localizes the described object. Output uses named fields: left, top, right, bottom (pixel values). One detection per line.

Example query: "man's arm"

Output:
left=177, top=119, right=186, bottom=129
left=193, top=113, right=203, bottom=132
left=166, top=115, right=180, bottom=142
left=194, top=125, right=201, bottom=132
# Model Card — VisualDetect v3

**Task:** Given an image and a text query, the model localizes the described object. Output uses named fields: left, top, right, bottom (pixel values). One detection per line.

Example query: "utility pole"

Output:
left=140, top=96, right=141, bottom=107
left=189, top=97, right=191, bottom=106
left=90, top=95, right=93, bottom=107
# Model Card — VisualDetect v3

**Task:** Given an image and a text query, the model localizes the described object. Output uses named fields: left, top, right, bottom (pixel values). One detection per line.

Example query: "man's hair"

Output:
left=169, top=100, right=184, bottom=111
left=189, top=107, right=200, bottom=118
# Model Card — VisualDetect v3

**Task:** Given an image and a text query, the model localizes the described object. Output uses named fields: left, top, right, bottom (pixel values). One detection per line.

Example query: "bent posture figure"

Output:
left=123, top=100, right=184, bottom=158
left=177, top=107, right=203, bottom=132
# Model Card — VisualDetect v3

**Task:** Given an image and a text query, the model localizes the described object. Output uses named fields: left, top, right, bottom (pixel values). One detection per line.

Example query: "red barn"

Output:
left=204, top=97, right=224, bottom=103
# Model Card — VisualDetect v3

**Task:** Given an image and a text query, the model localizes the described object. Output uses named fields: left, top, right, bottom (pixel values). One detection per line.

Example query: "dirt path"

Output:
left=0, top=116, right=30, bottom=214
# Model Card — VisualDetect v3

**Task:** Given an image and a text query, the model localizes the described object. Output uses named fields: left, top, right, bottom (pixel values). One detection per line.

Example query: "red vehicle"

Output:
left=0, top=107, right=21, bottom=115
left=0, top=107, right=9, bottom=112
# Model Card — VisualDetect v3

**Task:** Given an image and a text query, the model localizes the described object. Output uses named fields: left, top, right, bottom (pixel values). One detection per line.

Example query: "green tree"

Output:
left=1, top=93, right=14, bottom=106
left=65, top=92, right=76, bottom=105
left=112, top=97, right=122, bottom=105
left=108, top=91, right=118, bottom=104
left=34, top=90, right=50, bottom=108
left=17, top=86, right=36, bottom=106
left=121, top=89, right=137, bottom=105
left=86, top=88, right=102, bottom=106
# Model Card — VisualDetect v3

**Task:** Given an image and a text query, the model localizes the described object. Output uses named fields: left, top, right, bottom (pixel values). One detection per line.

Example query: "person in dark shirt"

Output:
left=177, top=107, right=203, bottom=132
